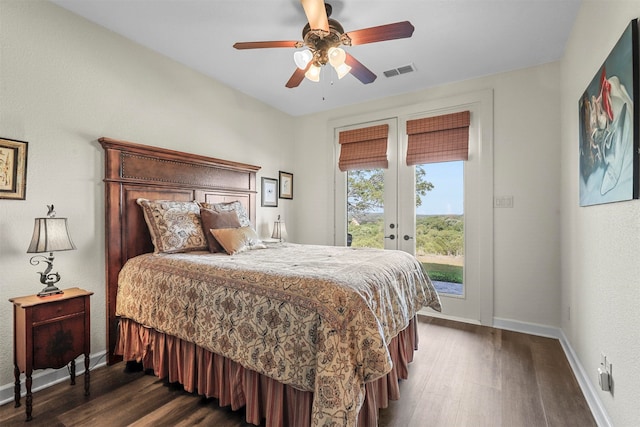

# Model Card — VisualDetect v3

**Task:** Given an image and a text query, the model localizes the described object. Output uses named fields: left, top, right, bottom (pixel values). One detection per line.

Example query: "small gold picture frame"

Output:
left=0, top=138, right=28, bottom=200
left=279, top=171, right=293, bottom=199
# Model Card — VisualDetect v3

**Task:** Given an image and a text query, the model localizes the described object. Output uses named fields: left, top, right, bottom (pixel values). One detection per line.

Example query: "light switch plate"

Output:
left=494, top=195, right=514, bottom=208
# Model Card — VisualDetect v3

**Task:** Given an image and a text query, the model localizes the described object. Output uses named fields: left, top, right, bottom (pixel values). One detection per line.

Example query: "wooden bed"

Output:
left=100, top=137, right=438, bottom=426
left=101, top=137, right=259, bottom=363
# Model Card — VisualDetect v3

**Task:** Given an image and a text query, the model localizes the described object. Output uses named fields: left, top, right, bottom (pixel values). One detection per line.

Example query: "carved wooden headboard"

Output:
left=99, top=137, right=260, bottom=364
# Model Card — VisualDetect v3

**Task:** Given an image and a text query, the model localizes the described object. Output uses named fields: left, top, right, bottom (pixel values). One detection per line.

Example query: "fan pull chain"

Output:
left=321, top=66, right=328, bottom=101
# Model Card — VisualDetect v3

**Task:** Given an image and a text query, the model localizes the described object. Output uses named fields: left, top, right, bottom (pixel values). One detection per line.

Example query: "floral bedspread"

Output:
left=116, top=243, right=441, bottom=426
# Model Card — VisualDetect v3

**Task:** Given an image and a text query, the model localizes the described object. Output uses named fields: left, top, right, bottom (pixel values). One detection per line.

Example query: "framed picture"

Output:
left=578, top=19, right=639, bottom=206
left=0, top=138, right=28, bottom=200
left=279, top=171, right=293, bottom=199
left=261, top=177, right=278, bottom=207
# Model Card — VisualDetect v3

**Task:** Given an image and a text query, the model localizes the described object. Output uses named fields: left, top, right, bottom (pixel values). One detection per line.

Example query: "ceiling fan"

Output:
left=233, top=0, right=415, bottom=88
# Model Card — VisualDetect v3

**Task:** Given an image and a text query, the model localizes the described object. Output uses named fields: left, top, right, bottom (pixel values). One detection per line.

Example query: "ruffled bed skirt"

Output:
left=115, top=317, right=418, bottom=426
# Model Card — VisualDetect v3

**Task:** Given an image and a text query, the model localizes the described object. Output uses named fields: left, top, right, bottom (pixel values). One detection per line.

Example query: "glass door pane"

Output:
left=415, top=161, right=464, bottom=297
left=342, top=118, right=399, bottom=251
left=347, top=168, right=386, bottom=249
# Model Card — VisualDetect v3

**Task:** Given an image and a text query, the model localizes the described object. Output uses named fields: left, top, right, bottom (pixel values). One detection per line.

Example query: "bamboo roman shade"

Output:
left=338, top=124, right=389, bottom=171
left=406, top=111, right=470, bottom=165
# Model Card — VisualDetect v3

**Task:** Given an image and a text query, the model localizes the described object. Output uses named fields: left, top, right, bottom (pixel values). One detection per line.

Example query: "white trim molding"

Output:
left=419, top=307, right=481, bottom=325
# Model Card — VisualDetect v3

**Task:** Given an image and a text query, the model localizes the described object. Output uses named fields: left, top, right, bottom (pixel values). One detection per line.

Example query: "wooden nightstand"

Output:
left=10, top=287, right=93, bottom=421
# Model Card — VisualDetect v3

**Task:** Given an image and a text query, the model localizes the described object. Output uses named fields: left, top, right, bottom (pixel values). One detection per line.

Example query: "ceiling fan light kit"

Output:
left=233, top=0, right=414, bottom=88
left=296, top=46, right=351, bottom=80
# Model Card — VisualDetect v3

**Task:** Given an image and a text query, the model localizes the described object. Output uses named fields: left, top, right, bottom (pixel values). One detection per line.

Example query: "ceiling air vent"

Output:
left=383, top=63, right=416, bottom=78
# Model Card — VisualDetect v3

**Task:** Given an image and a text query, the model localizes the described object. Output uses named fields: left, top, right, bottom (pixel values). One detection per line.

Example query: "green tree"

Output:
left=347, top=167, right=434, bottom=222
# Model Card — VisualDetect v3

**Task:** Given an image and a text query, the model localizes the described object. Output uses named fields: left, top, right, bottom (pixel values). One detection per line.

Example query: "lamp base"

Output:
left=37, top=285, right=64, bottom=297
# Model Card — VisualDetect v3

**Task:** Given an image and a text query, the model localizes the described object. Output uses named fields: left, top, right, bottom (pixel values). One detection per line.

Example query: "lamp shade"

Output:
left=334, top=63, right=352, bottom=79
left=294, top=49, right=313, bottom=69
left=305, top=64, right=321, bottom=82
left=27, top=217, right=76, bottom=253
left=328, top=47, right=347, bottom=67
left=271, top=216, right=287, bottom=242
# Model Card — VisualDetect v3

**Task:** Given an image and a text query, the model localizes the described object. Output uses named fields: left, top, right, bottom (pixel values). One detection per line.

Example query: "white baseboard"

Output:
left=492, top=317, right=563, bottom=339
left=556, top=328, right=613, bottom=427
left=418, top=307, right=482, bottom=325
left=0, top=351, right=107, bottom=407
left=492, top=317, right=612, bottom=427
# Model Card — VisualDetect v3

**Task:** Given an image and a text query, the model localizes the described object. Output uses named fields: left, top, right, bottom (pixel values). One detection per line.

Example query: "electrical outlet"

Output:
left=598, top=353, right=613, bottom=393
left=598, top=366, right=610, bottom=391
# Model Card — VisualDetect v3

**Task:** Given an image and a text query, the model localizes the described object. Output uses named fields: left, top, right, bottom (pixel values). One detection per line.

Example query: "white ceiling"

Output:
left=50, top=0, right=581, bottom=116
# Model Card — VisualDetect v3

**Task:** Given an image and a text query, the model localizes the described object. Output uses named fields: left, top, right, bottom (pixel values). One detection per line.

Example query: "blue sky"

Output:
left=416, top=161, right=464, bottom=215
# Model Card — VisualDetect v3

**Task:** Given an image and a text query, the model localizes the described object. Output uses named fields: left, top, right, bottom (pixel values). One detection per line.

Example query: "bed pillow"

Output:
left=136, top=198, right=208, bottom=254
left=200, top=208, right=242, bottom=253
left=210, top=226, right=267, bottom=255
left=198, top=201, right=251, bottom=228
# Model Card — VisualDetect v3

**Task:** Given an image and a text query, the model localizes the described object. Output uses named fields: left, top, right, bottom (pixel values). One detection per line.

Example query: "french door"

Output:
left=334, top=93, right=493, bottom=325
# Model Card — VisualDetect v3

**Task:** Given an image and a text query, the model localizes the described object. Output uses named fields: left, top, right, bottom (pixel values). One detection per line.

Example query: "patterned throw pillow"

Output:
left=136, top=199, right=207, bottom=254
left=198, top=201, right=251, bottom=228
left=210, top=226, right=267, bottom=255
left=200, top=208, right=242, bottom=253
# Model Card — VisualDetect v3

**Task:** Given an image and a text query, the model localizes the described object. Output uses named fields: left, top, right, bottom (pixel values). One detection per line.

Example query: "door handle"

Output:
left=404, top=235, right=413, bottom=241
left=385, top=224, right=397, bottom=240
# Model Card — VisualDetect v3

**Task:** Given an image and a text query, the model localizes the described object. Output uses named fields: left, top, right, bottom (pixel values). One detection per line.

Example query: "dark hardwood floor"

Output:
left=1, top=316, right=596, bottom=426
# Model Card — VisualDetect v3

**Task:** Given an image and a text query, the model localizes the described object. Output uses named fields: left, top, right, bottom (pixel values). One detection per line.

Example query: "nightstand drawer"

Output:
left=32, top=297, right=85, bottom=323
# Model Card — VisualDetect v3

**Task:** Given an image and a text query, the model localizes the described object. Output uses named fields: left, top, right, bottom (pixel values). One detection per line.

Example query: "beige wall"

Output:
left=0, top=0, right=294, bottom=388
left=561, top=2, right=640, bottom=425
left=294, top=62, right=562, bottom=328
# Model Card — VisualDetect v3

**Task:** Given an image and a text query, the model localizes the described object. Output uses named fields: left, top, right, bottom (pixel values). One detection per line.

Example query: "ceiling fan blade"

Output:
left=300, top=0, right=329, bottom=32
left=286, top=66, right=309, bottom=88
left=345, top=21, right=415, bottom=46
left=345, top=53, right=377, bottom=84
left=233, top=41, right=300, bottom=50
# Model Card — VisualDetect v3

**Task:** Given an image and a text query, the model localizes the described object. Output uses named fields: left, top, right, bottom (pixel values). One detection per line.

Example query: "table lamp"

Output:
left=271, top=215, right=287, bottom=242
left=27, top=205, right=76, bottom=297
